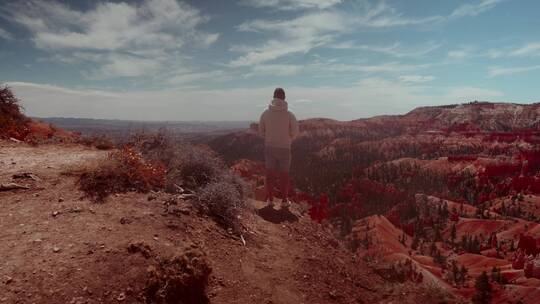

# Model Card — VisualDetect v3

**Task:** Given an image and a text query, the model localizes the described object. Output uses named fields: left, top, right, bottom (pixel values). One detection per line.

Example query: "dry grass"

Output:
left=78, top=146, right=166, bottom=202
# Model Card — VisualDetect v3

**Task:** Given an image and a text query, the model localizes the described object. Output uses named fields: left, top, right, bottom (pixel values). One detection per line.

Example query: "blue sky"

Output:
left=0, top=0, right=539, bottom=121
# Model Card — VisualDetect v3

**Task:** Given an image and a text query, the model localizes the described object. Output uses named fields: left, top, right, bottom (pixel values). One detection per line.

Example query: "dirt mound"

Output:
left=145, top=246, right=212, bottom=304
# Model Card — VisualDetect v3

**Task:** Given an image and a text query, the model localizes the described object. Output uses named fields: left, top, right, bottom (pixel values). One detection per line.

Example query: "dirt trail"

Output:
left=0, top=140, right=430, bottom=304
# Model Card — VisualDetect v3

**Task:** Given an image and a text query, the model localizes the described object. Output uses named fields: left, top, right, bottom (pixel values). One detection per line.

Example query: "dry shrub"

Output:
left=0, top=85, right=30, bottom=140
left=197, top=175, right=248, bottom=232
left=134, top=133, right=250, bottom=231
left=145, top=246, right=211, bottom=304
left=135, top=133, right=229, bottom=190
left=79, top=146, right=166, bottom=202
left=78, top=135, right=115, bottom=150
left=94, top=136, right=115, bottom=150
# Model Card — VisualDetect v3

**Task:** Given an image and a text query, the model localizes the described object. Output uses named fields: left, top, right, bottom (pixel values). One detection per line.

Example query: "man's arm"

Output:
left=258, top=112, right=266, bottom=137
left=289, top=112, right=299, bottom=139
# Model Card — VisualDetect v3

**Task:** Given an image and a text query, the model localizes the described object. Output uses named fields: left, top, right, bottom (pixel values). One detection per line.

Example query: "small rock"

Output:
left=147, top=195, right=157, bottom=201
left=117, top=292, right=126, bottom=301
left=0, top=182, right=29, bottom=191
left=53, top=247, right=61, bottom=253
left=4, top=276, right=13, bottom=284
left=83, top=286, right=92, bottom=295
left=328, top=290, right=338, bottom=299
left=52, top=211, right=60, bottom=217
left=58, top=198, right=64, bottom=202
left=179, top=207, right=190, bottom=215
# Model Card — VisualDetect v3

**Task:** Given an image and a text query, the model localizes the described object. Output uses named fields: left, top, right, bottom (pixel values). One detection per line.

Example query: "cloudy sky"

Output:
left=0, top=0, right=539, bottom=121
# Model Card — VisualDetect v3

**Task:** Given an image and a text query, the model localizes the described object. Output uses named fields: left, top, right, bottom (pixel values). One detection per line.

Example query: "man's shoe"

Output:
left=281, top=198, right=292, bottom=209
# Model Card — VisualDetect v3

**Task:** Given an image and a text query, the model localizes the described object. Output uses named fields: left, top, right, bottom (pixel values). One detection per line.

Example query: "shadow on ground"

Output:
left=256, top=205, right=299, bottom=224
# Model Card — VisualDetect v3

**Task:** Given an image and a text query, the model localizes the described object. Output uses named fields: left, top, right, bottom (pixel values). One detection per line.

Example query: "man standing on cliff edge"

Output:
left=259, top=88, right=299, bottom=208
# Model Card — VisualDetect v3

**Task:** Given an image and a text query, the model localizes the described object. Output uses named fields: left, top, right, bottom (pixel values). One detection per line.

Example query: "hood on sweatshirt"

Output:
left=269, top=98, right=288, bottom=112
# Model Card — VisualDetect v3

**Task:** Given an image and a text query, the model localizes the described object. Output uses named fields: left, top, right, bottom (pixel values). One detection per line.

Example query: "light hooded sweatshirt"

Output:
left=259, top=98, right=299, bottom=149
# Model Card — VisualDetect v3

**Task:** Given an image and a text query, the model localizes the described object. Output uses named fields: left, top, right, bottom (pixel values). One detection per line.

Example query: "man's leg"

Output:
left=264, top=147, right=276, bottom=204
left=265, top=169, right=276, bottom=202
left=278, top=148, right=291, bottom=206
left=279, top=171, right=290, bottom=201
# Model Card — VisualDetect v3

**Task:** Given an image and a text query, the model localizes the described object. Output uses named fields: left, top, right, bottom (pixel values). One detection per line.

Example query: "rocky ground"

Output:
left=0, top=140, right=458, bottom=304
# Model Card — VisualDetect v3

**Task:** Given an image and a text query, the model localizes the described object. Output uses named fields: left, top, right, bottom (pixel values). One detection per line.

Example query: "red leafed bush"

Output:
left=79, top=146, right=166, bottom=202
left=294, top=191, right=329, bottom=223
left=0, top=85, right=30, bottom=140
left=482, top=162, right=522, bottom=179
left=518, top=234, right=539, bottom=256
left=521, top=150, right=540, bottom=175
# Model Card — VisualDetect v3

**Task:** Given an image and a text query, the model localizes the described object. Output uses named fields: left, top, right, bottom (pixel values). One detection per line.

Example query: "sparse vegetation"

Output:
left=78, top=146, right=166, bottom=202
left=76, top=133, right=249, bottom=231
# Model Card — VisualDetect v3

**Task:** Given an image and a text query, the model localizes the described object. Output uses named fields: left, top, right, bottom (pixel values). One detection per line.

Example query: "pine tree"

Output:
left=451, top=224, right=457, bottom=245
left=459, top=265, right=468, bottom=284
left=473, top=271, right=492, bottom=304
left=434, top=224, right=442, bottom=242
left=461, top=235, right=468, bottom=251
left=472, top=235, right=481, bottom=254
left=430, top=241, right=437, bottom=256
left=411, top=234, right=419, bottom=250
left=490, top=266, right=498, bottom=282
left=451, top=260, right=459, bottom=285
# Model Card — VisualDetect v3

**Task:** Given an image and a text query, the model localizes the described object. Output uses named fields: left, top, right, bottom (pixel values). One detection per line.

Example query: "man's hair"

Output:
left=273, top=88, right=285, bottom=100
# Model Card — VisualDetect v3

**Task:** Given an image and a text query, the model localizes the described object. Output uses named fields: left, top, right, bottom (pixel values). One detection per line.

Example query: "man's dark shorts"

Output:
left=265, top=146, right=291, bottom=172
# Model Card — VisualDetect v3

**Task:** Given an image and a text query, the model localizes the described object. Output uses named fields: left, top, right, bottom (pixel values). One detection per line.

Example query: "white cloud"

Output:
left=230, top=0, right=501, bottom=67
left=230, top=11, right=347, bottom=66
left=353, top=1, right=444, bottom=28
left=450, top=0, right=502, bottom=18
left=240, top=0, right=342, bottom=10
left=325, top=62, right=429, bottom=73
left=486, top=49, right=505, bottom=59
left=0, top=27, right=13, bottom=40
left=445, top=86, right=503, bottom=101
left=8, top=80, right=506, bottom=121
left=167, top=70, right=229, bottom=85
left=6, top=0, right=218, bottom=79
left=250, top=64, right=304, bottom=76
left=11, top=0, right=215, bottom=51
left=488, top=65, right=540, bottom=77
left=399, top=75, right=435, bottom=83
left=510, top=42, right=540, bottom=57
left=93, top=54, right=165, bottom=78
left=6, top=82, right=121, bottom=98
left=330, top=41, right=442, bottom=58
left=447, top=47, right=474, bottom=60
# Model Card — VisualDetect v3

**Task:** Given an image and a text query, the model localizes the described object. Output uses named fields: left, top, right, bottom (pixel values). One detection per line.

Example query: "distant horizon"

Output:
left=30, top=99, right=540, bottom=124
left=2, top=0, right=540, bottom=120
